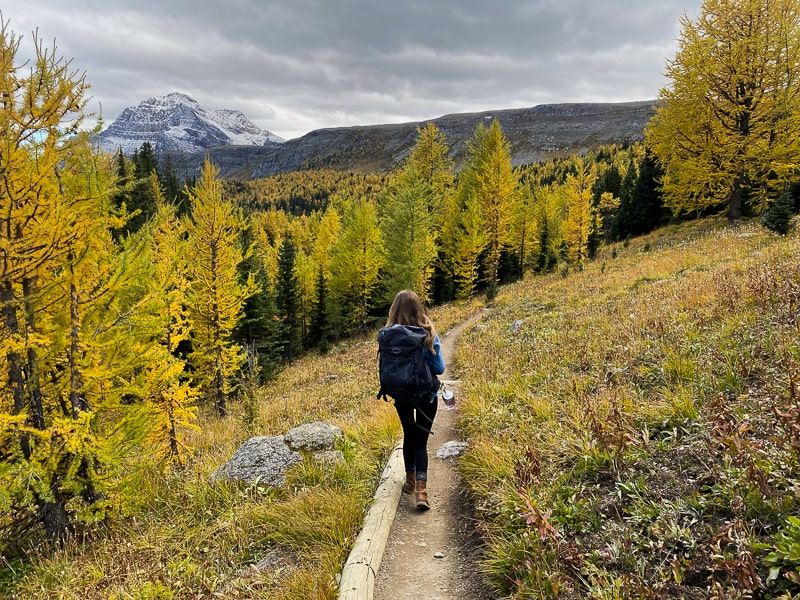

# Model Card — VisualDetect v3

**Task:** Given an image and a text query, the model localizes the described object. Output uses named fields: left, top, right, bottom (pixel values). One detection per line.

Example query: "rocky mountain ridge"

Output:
left=99, top=94, right=657, bottom=178
left=97, top=92, right=283, bottom=155
left=165, top=100, right=656, bottom=179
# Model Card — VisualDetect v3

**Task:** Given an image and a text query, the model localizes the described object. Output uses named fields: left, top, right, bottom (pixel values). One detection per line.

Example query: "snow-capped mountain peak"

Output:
left=97, top=92, right=284, bottom=155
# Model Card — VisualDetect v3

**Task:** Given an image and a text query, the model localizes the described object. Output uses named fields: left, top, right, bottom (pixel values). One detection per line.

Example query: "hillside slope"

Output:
left=11, top=218, right=798, bottom=599
left=454, top=218, right=800, bottom=598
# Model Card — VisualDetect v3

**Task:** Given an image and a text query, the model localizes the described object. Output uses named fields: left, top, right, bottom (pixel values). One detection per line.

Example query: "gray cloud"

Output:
left=2, top=0, right=702, bottom=140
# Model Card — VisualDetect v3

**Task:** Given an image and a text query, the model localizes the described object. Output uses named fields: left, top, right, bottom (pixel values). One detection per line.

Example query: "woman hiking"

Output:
left=380, top=289, right=445, bottom=510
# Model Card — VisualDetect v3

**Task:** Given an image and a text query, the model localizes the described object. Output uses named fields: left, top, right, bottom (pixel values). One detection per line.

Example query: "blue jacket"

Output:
left=423, top=335, right=446, bottom=376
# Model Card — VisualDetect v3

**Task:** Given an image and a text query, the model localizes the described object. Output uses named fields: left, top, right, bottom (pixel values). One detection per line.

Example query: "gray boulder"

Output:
left=210, top=435, right=301, bottom=487
left=284, top=421, right=343, bottom=452
left=211, top=422, right=344, bottom=487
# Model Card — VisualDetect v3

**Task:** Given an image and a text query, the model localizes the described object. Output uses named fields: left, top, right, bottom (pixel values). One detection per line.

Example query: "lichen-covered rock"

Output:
left=210, top=435, right=301, bottom=487
left=211, top=422, right=345, bottom=488
left=284, top=421, right=343, bottom=452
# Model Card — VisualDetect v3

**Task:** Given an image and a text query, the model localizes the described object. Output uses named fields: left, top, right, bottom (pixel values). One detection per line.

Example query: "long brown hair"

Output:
left=386, top=289, right=437, bottom=354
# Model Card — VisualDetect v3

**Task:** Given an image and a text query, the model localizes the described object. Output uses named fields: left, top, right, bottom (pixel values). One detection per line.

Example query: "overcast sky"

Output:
left=3, top=1, right=703, bottom=141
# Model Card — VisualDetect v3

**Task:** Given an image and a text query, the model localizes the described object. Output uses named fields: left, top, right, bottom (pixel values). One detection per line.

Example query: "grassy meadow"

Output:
left=3, top=216, right=800, bottom=599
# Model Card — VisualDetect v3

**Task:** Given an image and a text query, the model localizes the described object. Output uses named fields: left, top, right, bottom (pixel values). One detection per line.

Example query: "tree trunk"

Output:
left=728, top=179, right=744, bottom=220
left=214, top=367, right=226, bottom=418
left=1, top=281, right=24, bottom=414
left=23, top=277, right=45, bottom=431
left=1, top=279, right=31, bottom=456
left=169, top=401, right=181, bottom=464
left=69, top=280, right=89, bottom=417
left=21, top=277, right=74, bottom=541
left=39, top=497, right=72, bottom=545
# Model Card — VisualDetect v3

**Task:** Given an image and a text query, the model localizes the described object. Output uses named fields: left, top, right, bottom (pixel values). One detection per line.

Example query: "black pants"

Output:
left=395, top=395, right=438, bottom=479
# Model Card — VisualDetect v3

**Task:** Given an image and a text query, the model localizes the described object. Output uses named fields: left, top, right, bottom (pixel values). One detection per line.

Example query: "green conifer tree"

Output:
left=234, top=229, right=283, bottom=382
left=536, top=217, right=558, bottom=274
left=613, top=152, right=666, bottom=239
left=119, top=142, right=161, bottom=234
left=762, top=188, right=797, bottom=235
left=276, top=236, right=302, bottom=363
left=159, top=153, right=183, bottom=208
left=378, top=166, right=438, bottom=302
left=308, top=265, right=330, bottom=350
left=612, top=158, right=638, bottom=240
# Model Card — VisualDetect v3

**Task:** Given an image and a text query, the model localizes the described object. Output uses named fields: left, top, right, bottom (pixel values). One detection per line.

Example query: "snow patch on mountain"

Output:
left=97, top=92, right=284, bottom=155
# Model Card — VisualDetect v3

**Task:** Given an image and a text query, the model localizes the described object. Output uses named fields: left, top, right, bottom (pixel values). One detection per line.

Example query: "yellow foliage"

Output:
left=562, top=159, right=598, bottom=268
left=647, top=0, right=800, bottom=218
left=185, top=159, right=258, bottom=416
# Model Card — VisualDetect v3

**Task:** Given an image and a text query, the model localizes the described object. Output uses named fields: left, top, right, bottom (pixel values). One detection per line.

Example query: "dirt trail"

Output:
left=374, top=311, right=497, bottom=600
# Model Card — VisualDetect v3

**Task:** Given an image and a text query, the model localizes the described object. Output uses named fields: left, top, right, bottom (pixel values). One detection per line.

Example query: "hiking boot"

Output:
left=415, top=480, right=430, bottom=510
left=403, top=471, right=416, bottom=494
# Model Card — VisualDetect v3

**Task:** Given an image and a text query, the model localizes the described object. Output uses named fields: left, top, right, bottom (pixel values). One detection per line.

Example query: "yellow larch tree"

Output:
left=511, top=182, right=538, bottom=274
left=532, top=184, right=563, bottom=274
left=440, top=156, right=488, bottom=299
left=562, top=159, right=598, bottom=269
left=444, top=119, right=518, bottom=298
left=308, top=206, right=341, bottom=345
left=406, top=121, right=454, bottom=218
left=184, top=159, right=257, bottom=418
left=138, top=179, right=198, bottom=468
left=474, top=120, right=520, bottom=293
left=0, top=21, right=136, bottom=540
left=311, top=206, right=341, bottom=277
left=329, top=198, right=384, bottom=334
left=646, top=0, right=800, bottom=219
left=450, top=192, right=488, bottom=298
left=250, top=209, right=289, bottom=286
